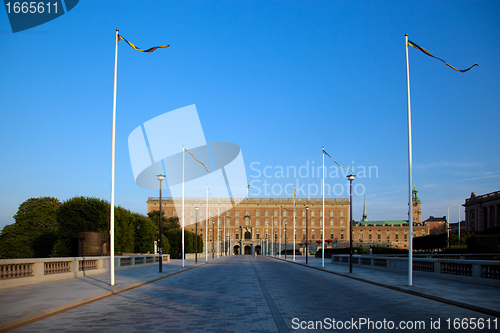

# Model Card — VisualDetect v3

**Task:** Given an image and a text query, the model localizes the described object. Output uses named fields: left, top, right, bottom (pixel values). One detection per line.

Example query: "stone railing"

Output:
left=0, top=254, right=170, bottom=289
left=331, top=255, right=500, bottom=287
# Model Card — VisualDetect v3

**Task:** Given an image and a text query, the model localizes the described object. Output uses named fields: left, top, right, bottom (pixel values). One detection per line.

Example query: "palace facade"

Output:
left=147, top=190, right=427, bottom=254
left=463, top=190, right=500, bottom=232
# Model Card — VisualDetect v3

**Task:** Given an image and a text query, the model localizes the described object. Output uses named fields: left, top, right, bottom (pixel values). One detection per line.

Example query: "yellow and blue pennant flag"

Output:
left=184, top=148, right=209, bottom=173
left=323, top=149, right=354, bottom=174
left=118, top=34, right=170, bottom=53
left=408, top=40, right=477, bottom=73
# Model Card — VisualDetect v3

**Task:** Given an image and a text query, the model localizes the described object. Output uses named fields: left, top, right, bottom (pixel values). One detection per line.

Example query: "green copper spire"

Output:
left=362, top=195, right=368, bottom=222
left=412, top=186, right=421, bottom=204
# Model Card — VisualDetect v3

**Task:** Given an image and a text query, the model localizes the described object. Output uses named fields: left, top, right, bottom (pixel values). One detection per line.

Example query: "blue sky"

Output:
left=1, top=0, right=499, bottom=230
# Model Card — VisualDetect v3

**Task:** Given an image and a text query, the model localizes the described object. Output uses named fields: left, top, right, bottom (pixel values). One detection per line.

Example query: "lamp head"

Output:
left=157, top=174, right=165, bottom=181
left=347, top=174, right=355, bottom=181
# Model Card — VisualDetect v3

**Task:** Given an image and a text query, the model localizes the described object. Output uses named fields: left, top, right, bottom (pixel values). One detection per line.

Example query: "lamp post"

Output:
left=347, top=174, right=355, bottom=273
left=195, top=207, right=198, bottom=264
left=305, top=206, right=309, bottom=264
left=212, top=221, right=215, bottom=259
left=284, top=221, right=287, bottom=259
left=156, top=174, right=165, bottom=273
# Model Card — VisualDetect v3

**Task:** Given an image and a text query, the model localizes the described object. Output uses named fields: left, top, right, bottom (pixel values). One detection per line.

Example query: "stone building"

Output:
left=423, top=216, right=447, bottom=235
left=147, top=188, right=428, bottom=253
left=147, top=197, right=350, bottom=255
left=353, top=192, right=429, bottom=249
left=463, top=190, right=500, bottom=232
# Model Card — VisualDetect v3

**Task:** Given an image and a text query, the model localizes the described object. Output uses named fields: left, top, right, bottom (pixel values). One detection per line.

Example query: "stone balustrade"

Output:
left=331, top=255, right=500, bottom=286
left=0, top=254, right=170, bottom=289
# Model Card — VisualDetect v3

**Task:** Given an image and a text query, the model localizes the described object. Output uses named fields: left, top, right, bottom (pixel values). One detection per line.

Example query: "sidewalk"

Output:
left=0, top=257, right=220, bottom=332
left=269, top=254, right=500, bottom=318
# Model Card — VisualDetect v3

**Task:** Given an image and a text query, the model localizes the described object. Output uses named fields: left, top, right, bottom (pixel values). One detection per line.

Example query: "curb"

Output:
left=0, top=258, right=224, bottom=332
left=270, top=256, right=500, bottom=318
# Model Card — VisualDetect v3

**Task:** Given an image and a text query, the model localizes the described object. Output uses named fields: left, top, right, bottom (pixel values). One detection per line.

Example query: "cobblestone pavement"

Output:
left=11, top=256, right=499, bottom=333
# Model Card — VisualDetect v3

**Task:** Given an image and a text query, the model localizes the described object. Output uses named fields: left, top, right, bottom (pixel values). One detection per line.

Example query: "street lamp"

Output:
left=305, top=206, right=309, bottom=264
left=195, top=207, right=198, bottom=264
left=347, top=173, right=355, bottom=273
left=284, top=221, right=288, bottom=259
left=157, top=174, right=165, bottom=273
left=212, top=221, right=215, bottom=259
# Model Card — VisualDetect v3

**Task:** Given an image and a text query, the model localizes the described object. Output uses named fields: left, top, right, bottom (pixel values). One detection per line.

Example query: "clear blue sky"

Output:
left=1, top=0, right=499, bottom=230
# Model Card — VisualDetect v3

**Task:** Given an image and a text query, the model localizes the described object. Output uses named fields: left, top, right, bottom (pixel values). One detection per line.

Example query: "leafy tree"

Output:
left=0, top=197, right=60, bottom=259
left=114, top=206, right=134, bottom=253
left=166, top=228, right=203, bottom=259
left=53, top=196, right=110, bottom=256
left=133, top=213, right=156, bottom=253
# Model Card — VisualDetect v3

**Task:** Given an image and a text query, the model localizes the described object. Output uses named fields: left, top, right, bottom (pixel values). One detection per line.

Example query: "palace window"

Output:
left=340, top=220, right=344, bottom=226
left=330, top=220, right=334, bottom=226
left=330, top=211, right=334, bottom=217
left=311, top=211, right=315, bottom=217
left=226, top=211, right=230, bottom=217
left=283, top=211, right=287, bottom=217
left=340, top=211, right=344, bottom=217
left=341, top=234, right=344, bottom=240
left=256, top=211, right=260, bottom=217
left=235, top=219, right=239, bottom=226
left=235, top=211, right=239, bottom=217
left=235, top=234, right=239, bottom=239
left=256, top=220, right=260, bottom=226
left=311, top=220, right=315, bottom=226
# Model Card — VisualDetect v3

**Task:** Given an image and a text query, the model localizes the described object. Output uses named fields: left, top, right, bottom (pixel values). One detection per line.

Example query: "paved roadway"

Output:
left=9, top=256, right=500, bottom=332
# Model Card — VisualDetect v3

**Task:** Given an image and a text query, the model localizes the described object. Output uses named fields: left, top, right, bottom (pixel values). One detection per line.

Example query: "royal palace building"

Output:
left=147, top=191, right=427, bottom=254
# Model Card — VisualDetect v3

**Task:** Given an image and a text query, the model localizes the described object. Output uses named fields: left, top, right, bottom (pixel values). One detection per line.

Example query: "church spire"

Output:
left=362, top=195, right=368, bottom=222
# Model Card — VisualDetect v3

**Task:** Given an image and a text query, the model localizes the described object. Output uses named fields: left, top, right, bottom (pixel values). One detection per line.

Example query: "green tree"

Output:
left=53, top=196, right=109, bottom=256
left=0, top=197, right=60, bottom=259
left=133, top=213, right=157, bottom=253
left=166, top=228, right=203, bottom=259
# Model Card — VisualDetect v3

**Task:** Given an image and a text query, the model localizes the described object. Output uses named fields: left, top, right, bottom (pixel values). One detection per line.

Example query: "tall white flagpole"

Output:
left=217, top=205, right=220, bottom=258
left=405, top=34, right=414, bottom=287
left=279, top=206, right=282, bottom=258
left=322, top=147, right=325, bottom=268
left=293, top=186, right=296, bottom=261
left=206, top=186, right=208, bottom=261
left=109, top=29, right=119, bottom=286
left=182, top=146, right=185, bottom=267
left=458, top=203, right=461, bottom=244
left=271, top=217, right=275, bottom=255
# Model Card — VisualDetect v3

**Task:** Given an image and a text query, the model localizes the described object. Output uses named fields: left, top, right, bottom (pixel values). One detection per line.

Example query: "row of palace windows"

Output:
left=195, top=232, right=417, bottom=242
left=165, top=209, right=345, bottom=218
left=188, top=219, right=348, bottom=227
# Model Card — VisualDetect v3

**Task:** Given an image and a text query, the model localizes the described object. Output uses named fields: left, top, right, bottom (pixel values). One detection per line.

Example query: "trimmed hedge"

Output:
left=466, top=236, right=500, bottom=253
